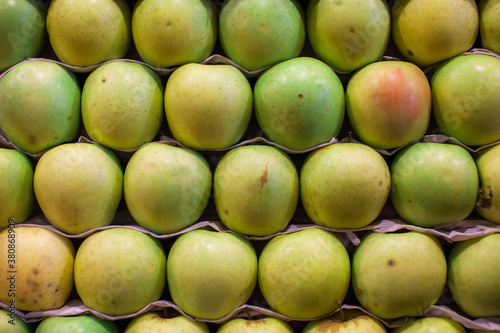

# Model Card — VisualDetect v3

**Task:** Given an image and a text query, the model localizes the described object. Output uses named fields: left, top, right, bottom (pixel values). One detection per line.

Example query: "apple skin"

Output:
left=390, top=142, right=479, bottom=227
left=258, top=228, right=351, bottom=319
left=74, top=228, right=166, bottom=316
left=0, top=226, right=75, bottom=312
left=447, top=233, right=500, bottom=318
left=0, top=148, right=34, bottom=228
left=218, top=0, right=305, bottom=71
left=167, top=230, right=257, bottom=320
left=352, top=231, right=447, bottom=320
left=0, top=308, right=35, bottom=333
left=307, top=0, right=390, bottom=73
left=392, top=317, right=466, bottom=333
left=46, top=0, right=131, bottom=67
left=214, top=145, right=299, bottom=236
left=164, top=63, right=252, bottom=149
left=300, top=142, right=390, bottom=229
left=124, top=142, right=212, bottom=234
left=431, top=54, right=500, bottom=146
left=35, top=315, right=119, bottom=333
left=254, top=57, right=345, bottom=150
left=216, top=317, right=294, bottom=332
left=132, top=0, right=217, bottom=68
left=124, top=312, right=209, bottom=333
left=346, top=60, right=431, bottom=150
left=81, top=61, right=164, bottom=150
left=391, top=0, right=478, bottom=67
left=479, top=0, right=500, bottom=54
left=475, top=144, right=500, bottom=223
left=33, top=143, right=123, bottom=234
left=302, top=315, right=387, bottom=333
left=0, top=60, right=81, bottom=154
left=0, top=0, right=47, bottom=72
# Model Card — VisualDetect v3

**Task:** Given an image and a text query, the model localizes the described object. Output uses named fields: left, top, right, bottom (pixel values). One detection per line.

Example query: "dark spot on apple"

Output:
left=298, top=94, right=303, bottom=98
left=166, top=21, right=172, bottom=27
left=408, top=199, right=412, bottom=203
left=224, top=209, right=229, bottom=215
left=102, top=79, right=106, bottom=83
left=27, top=279, right=39, bottom=291
left=32, top=268, right=39, bottom=275
left=29, top=135, right=36, bottom=144
left=260, top=164, right=268, bottom=189
left=54, top=288, right=59, bottom=293
left=47, top=283, right=52, bottom=288
left=355, top=288, right=363, bottom=298
left=350, top=27, right=355, bottom=33
left=388, top=259, right=395, bottom=266
left=247, top=319, right=267, bottom=326
left=379, top=180, right=383, bottom=186
left=408, top=50, right=414, bottom=56
left=38, top=294, right=43, bottom=298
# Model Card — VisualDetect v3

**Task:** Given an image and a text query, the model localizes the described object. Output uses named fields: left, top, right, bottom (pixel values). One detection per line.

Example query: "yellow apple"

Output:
left=303, top=315, right=387, bottom=333
left=475, top=144, right=500, bottom=224
left=125, top=312, right=209, bottom=333
left=392, top=317, right=466, bottom=333
left=479, top=0, right=500, bottom=54
left=217, top=317, right=294, bottom=332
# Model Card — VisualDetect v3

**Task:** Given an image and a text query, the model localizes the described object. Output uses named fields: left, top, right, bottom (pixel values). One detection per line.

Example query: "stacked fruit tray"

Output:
left=1, top=0, right=500, bottom=332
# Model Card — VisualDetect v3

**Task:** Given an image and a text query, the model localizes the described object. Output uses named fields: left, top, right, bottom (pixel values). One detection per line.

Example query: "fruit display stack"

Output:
left=1, top=0, right=500, bottom=332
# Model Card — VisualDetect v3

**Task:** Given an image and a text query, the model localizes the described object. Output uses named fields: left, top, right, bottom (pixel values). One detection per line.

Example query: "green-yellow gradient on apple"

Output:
left=214, top=145, right=299, bottom=236
left=0, top=60, right=81, bottom=154
left=0, top=226, right=75, bottom=312
left=0, top=0, right=47, bottom=72
left=300, top=142, right=390, bottom=229
left=74, top=228, right=166, bottom=316
left=303, top=315, right=387, bottom=333
left=46, top=0, right=131, bottom=67
left=475, top=144, right=500, bottom=224
left=391, top=317, right=466, bottom=333
left=352, top=231, right=447, bottom=319
left=431, top=54, right=500, bottom=146
left=392, top=0, right=478, bottom=67
left=307, top=0, right=390, bottom=73
left=33, top=143, right=123, bottom=234
left=81, top=61, right=164, bottom=150
left=164, top=63, right=252, bottom=149
left=35, top=315, right=120, bottom=333
left=132, top=0, right=217, bottom=68
left=0, top=148, right=34, bottom=228
left=124, top=142, right=212, bottom=234
left=218, top=0, right=305, bottom=71
left=346, top=60, right=431, bottom=150
left=479, top=0, right=500, bottom=54
left=167, top=230, right=257, bottom=320
left=258, top=228, right=350, bottom=319
left=254, top=57, right=345, bottom=150
left=390, top=142, right=479, bottom=227
left=0, top=308, right=34, bottom=333
left=447, top=233, right=500, bottom=318
left=217, top=317, right=294, bottom=333
left=124, top=312, right=209, bottom=333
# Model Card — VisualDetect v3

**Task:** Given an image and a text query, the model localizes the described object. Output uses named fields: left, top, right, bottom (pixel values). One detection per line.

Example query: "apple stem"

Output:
left=338, top=301, right=345, bottom=322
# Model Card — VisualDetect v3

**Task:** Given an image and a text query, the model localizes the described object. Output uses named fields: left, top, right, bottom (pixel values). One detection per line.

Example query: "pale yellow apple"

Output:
left=164, top=63, right=252, bottom=149
left=217, top=317, right=294, bottom=332
left=303, top=315, right=387, bottom=333
left=47, top=0, right=131, bottom=66
left=132, top=0, right=217, bottom=68
left=0, top=226, right=75, bottom=312
left=479, top=0, right=500, bottom=54
left=392, top=0, right=478, bottom=67
left=392, top=316, right=466, bottom=333
left=125, top=312, right=209, bottom=333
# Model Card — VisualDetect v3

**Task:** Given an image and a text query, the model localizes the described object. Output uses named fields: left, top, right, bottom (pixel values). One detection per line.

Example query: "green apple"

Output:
left=0, top=226, right=75, bottom=312
left=0, top=0, right=47, bottom=72
left=303, top=315, right=387, bottom=333
left=0, top=149, right=34, bottom=228
left=214, top=145, right=299, bottom=236
left=475, top=144, right=500, bottom=223
left=124, top=142, right=212, bottom=234
left=217, top=317, right=294, bottom=332
left=35, top=315, right=119, bottom=333
left=124, top=312, right=209, bottom=332
left=132, top=0, right=217, bottom=68
left=447, top=233, right=500, bottom=318
left=300, top=142, right=390, bottom=229
left=307, top=0, right=390, bottom=73
left=258, top=228, right=350, bottom=319
left=46, top=0, right=131, bottom=67
left=218, top=0, right=305, bottom=71
left=346, top=60, right=431, bottom=150
left=391, top=317, right=466, bottom=333
left=253, top=57, right=345, bottom=150
left=74, top=228, right=166, bottom=316
left=164, top=63, right=252, bottom=149
left=167, top=230, right=257, bottom=320
left=391, top=0, right=478, bottom=67
left=0, top=308, right=34, bottom=332
left=479, top=0, right=500, bottom=54
left=352, top=231, right=447, bottom=320
left=431, top=54, right=500, bottom=146
left=0, top=60, right=81, bottom=154
left=81, top=61, right=164, bottom=150
left=33, top=143, right=123, bottom=234
left=390, top=142, right=479, bottom=227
